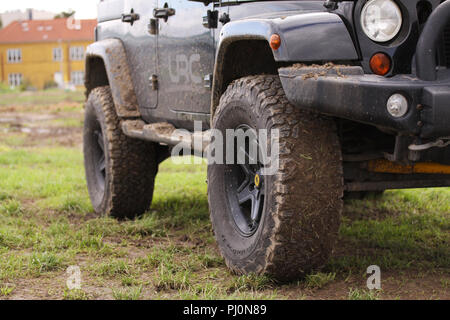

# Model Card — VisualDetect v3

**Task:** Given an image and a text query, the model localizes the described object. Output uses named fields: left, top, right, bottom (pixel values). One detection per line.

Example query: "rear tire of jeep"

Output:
left=208, top=75, right=344, bottom=281
left=83, top=86, right=158, bottom=220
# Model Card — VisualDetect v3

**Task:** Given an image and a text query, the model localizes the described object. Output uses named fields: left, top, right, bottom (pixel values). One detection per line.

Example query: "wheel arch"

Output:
left=211, top=12, right=359, bottom=117
left=85, top=39, right=140, bottom=118
left=85, top=56, right=109, bottom=96
left=211, top=37, right=278, bottom=118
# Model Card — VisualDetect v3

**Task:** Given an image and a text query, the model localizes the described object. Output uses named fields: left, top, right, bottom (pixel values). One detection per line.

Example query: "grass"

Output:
left=0, top=82, right=19, bottom=94
left=0, top=285, right=15, bottom=297
left=0, top=88, right=84, bottom=107
left=0, top=89, right=448, bottom=299
left=348, top=288, right=381, bottom=300
left=305, top=272, right=336, bottom=289
left=29, top=252, right=66, bottom=275
left=326, top=194, right=450, bottom=274
left=63, top=289, right=90, bottom=300
left=227, top=274, right=273, bottom=292
left=92, top=259, right=132, bottom=278
left=440, top=277, right=449, bottom=289
left=112, top=286, right=143, bottom=300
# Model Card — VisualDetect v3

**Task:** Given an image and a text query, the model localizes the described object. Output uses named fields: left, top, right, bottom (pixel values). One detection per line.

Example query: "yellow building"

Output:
left=0, top=18, right=96, bottom=89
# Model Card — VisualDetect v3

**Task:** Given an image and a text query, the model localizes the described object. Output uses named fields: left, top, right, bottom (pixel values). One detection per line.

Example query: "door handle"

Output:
left=122, top=9, right=140, bottom=25
left=153, top=7, right=176, bottom=21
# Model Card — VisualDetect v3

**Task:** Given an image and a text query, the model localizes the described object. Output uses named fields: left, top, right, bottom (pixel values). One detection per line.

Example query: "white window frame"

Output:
left=53, top=47, right=63, bottom=62
left=8, top=73, right=23, bottom=87
left=69, top=46, right=84, bottom=61
left=7, top=49, right=22, bottom=63
left=71, top=71, right=85, bottom=86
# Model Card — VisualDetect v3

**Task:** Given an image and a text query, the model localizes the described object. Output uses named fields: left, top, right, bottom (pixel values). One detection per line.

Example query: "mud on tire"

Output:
left=207, top=75, right=344, bottom=281
left=83, top=86, right=158, bottom=219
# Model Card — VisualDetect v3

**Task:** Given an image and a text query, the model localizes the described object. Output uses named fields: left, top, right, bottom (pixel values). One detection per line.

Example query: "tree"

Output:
left=0, top=18, right=3, bottom=29
left=54, top=10, right=76, bottom=19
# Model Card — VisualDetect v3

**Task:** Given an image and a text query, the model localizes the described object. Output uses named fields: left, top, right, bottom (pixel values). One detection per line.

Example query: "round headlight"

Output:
left=361, top=0, right=403, bottom=43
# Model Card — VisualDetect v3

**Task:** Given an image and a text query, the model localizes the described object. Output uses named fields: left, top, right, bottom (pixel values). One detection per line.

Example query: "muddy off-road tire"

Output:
left=208, top=75, right=344, bottom=281
left=83, top=86, right=158, bottom=219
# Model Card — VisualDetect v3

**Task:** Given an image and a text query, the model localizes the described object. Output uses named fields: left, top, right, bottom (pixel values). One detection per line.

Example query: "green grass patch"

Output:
left=348, top=288, right=381, bottom=300
left=0, top=285, right=15, bottom=297
left=91, top=259, right=132, bottom=278
left=227, top=274, right=273, bottom=292
left=0, top=89, right=84, bottom=107
left=305, top=272, right=336, bottom=289
left=63, top=289, right=90, bottom=300
left=0, top=199, right=23, bottom=216
left=112, top=286, right=143, bottom=300
left=28, top=252, right=66, bottom=275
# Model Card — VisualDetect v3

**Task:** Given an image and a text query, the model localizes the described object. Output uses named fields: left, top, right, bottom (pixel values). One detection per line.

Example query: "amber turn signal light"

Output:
left=270, top=34, right=281, bottom=50
left=370, top=53, right=391, bottom=76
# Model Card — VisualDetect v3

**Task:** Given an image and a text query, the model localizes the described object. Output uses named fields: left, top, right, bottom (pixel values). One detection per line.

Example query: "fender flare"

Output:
left=85, top=39, right=140, bottom=118
left=211, top=12, right=359, bottom=115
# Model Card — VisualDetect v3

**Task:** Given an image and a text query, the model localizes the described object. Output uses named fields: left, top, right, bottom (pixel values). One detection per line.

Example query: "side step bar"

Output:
left=124, top=120, right=450, bottom=192
left=122, top=120, right=210, bottom=153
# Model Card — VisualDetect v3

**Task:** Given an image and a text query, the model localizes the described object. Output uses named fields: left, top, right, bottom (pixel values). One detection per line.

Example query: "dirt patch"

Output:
left=0, top=111, right=83, bottom=148
left=1, top=102, right=83, bottom=113
left=25, top=127, right=82, bottom=148
left=279, top=62, right=365, bottom=81
left=289, top=62, right=348, bottom=79
left=148, top=122, right=176, bottom=136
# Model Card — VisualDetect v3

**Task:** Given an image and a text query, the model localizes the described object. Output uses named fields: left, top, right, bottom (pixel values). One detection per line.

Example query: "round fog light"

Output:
left=387, top=94, right=408, bottom=118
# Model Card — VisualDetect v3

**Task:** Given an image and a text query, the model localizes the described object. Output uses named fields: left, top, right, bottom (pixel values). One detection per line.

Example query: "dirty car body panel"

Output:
left=87, top=0, right=359, bottom=128
left=87, top=0, right=450, bottom=191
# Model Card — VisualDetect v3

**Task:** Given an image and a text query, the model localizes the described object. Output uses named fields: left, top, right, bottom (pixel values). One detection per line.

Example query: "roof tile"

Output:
left=0, top=18, right=97, bottom=43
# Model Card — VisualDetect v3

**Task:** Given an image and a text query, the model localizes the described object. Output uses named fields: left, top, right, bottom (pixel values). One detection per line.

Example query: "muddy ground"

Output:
left=0, top=96, right=448, bottom=300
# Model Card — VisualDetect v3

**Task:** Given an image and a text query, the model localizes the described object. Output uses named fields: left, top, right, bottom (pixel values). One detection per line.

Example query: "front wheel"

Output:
left=208, top=76, right=344, bottom=281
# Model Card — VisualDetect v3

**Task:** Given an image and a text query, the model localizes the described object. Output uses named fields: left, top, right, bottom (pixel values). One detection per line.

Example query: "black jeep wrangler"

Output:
left=83, top=0, right=450, bottom=280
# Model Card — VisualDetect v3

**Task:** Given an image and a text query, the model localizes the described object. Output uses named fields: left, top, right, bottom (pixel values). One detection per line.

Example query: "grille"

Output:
left=444, top=23, right=450, bottom=68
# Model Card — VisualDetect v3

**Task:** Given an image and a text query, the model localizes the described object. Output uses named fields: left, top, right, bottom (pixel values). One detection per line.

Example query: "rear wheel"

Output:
left=208, top=75, right=344, bottom=281
left=83, top=86, right=158, bottom=219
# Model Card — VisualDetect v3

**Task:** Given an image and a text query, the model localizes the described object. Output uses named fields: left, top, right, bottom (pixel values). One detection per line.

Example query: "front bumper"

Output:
left=279, top=65, right=450, bottom=139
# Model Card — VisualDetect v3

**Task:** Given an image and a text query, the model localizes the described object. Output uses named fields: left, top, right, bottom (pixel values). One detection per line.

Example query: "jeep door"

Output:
left=97, top=0, right=159, bottom=117
left=155, top=0, right=215, bottom=128
left=120, top=0, right=160, bottom=118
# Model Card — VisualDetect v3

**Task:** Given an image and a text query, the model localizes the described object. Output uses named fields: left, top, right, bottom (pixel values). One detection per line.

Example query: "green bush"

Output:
left=19, top=78, right=34, bottom=92
left=44, top=80, right=58, bottom=90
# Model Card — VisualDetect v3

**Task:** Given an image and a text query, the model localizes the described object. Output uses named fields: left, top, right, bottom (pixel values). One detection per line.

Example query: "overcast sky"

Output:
left=1, top=0, right=100, bottom=19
